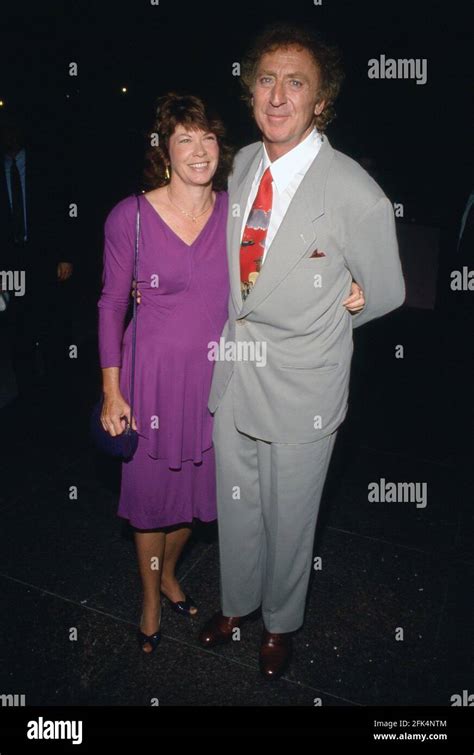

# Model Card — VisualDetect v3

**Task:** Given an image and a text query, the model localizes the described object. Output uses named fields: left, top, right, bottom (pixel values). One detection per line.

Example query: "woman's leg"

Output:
left=134, top=530, right=166, bottom=652
left=161, top=526, right=197, bottom=614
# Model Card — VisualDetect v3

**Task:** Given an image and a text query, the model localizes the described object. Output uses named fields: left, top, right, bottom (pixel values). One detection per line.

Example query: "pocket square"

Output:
left=309, top=249, right=326, bottom=258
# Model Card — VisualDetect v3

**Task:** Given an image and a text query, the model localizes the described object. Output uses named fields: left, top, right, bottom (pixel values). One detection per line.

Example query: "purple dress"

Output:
left=98, top=191, right=229, bottom=528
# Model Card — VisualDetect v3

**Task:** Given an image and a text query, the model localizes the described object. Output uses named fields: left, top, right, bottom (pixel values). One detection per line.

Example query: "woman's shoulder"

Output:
left=104, top=194, right=140, bottom=229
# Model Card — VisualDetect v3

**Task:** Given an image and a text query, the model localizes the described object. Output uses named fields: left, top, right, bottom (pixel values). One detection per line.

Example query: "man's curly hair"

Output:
left=240, top=23, right=345, bottom=133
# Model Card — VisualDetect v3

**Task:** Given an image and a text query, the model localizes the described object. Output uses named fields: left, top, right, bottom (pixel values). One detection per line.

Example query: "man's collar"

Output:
left=261, top=128, right=322, bottom=194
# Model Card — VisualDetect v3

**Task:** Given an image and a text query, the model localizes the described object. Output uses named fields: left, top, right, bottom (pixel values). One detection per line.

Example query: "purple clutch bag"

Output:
left=91, top=194, right=141, bottom=461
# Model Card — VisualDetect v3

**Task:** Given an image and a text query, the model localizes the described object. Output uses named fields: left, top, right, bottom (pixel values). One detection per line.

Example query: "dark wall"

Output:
left=1, top=0, right=471, bottom=315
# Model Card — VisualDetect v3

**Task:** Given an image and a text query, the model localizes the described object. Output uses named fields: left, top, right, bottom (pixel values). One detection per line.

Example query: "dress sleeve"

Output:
left=97, top=199, right=135, bottom=368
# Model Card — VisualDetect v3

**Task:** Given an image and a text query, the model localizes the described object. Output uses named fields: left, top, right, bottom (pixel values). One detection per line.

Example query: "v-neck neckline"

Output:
left=142, top=191, right=219, bottom=248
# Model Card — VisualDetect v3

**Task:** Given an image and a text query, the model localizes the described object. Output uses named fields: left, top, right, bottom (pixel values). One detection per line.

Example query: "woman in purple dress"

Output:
left=97, top=94, right=233, bottom=653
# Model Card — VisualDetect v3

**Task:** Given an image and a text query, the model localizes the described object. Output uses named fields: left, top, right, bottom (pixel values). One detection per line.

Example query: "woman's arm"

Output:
left=100, top=366, right=137, bottom=436
left=102, top=366, right=121, bottom=396
left=97, top=200, right=137, bottom=435
left=98, top=201, right=135, bottom=367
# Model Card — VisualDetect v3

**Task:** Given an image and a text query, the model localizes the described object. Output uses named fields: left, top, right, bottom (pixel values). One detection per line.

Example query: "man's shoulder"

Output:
left=236, top=141, right=261, bottom=158
left=327, top=145, right=387, bottom=208
left=233, top=142, right=261, bottom=173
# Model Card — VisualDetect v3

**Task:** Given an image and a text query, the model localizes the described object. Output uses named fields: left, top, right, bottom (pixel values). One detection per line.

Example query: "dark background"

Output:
left=0, top=0, right=473, bottom=711
left=0, top=0, right=471, bottom=306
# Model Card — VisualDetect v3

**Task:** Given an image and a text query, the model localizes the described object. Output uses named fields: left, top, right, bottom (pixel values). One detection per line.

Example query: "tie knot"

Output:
left=262, top=166, right=272, bottom=185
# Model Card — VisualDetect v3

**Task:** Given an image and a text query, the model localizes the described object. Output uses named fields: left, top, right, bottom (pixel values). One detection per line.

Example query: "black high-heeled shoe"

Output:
left=161, top=592, right=198, bottom=618
left=137, top=612, right=162, bottom=653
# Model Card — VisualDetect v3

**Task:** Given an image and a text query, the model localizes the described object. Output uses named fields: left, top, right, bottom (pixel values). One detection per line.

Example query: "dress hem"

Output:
left=117, top=511, right=217, bottom=530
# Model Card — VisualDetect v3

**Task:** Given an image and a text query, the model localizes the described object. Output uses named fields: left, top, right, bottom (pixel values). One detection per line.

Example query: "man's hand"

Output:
left=57, top=262, right=73, bottom=281
left=343, top=281, right=365, bottom=313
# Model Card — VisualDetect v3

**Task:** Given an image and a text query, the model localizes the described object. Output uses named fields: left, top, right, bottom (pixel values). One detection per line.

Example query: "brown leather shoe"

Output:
left=259, top=629, right=293, bottom=679
left=198, top=612, right=241, bottom=648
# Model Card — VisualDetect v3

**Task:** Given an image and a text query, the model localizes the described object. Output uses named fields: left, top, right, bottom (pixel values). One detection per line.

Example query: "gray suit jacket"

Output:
left=208, top=135, right=405, bottom=443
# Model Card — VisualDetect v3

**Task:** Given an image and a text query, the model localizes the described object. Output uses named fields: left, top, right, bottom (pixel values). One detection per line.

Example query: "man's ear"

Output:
left=314, top=99, right=326, bottom=116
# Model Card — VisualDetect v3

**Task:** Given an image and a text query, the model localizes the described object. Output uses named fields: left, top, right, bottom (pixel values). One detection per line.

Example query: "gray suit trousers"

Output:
left=213, top=374, right=337, bottom=633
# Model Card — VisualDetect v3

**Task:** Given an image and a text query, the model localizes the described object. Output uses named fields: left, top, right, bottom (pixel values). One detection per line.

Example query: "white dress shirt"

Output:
left=240, top=127, right=322, bottom=265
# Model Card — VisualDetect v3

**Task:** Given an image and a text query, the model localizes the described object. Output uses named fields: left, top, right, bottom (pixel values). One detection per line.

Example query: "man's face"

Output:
left=251, top=45, right=325, bottom=158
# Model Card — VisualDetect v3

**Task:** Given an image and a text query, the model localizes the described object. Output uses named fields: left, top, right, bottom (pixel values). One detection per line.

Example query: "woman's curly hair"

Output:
left=143, top=93, right=234, bottom=191
left=240, top=23, right=345, bottom=133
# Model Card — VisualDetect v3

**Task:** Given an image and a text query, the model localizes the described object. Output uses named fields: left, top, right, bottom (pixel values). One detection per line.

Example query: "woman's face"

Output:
left=167, top=125, right=220, bottom=186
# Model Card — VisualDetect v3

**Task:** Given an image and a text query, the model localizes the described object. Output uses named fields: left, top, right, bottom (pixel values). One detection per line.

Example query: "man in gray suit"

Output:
left=199, top=23, right=405, bottom=678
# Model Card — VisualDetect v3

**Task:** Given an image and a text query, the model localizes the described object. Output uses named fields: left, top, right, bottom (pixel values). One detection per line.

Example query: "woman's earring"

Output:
left=165, top=165, right=171, bottom=181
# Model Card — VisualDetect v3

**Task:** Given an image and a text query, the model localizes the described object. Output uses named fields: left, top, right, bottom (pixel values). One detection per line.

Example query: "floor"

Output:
left=0, top=307, right=472, bottom=706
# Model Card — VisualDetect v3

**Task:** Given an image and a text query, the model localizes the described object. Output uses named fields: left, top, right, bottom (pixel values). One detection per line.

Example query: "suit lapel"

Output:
left=234, top=135, right=335, bottom=318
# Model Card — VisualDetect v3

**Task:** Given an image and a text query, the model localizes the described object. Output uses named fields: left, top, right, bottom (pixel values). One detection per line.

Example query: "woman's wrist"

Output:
left=101, top=367, right=121, bottom=398
left=102, top=387, right=121, bottom=399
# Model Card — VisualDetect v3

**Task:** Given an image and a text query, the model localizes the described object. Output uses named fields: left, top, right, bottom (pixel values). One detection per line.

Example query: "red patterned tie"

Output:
left=240, top=166, right=273, bottom=301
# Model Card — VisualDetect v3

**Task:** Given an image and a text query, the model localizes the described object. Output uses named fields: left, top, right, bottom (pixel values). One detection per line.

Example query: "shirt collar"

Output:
left=261, top=128, right=322, bottom=194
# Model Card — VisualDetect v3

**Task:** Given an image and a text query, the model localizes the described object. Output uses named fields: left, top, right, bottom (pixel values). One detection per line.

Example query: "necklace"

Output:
left=167, top=187, right=213, bottom=223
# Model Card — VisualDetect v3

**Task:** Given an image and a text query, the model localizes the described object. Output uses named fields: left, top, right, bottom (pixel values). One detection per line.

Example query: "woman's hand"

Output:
left=131, top=279, right=142, bottom=305
left=343, top=281, right=365, bottom=313
left=100, top=392, right=138, bottom=436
